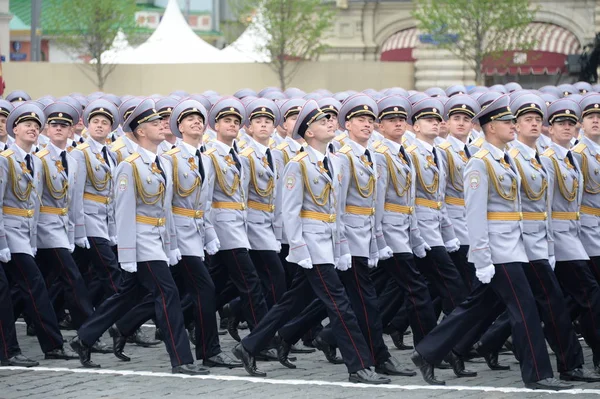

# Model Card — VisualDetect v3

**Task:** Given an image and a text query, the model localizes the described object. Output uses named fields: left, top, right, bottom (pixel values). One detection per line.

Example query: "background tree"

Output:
left=45, top=0, right=140, bottom=90
left=229, top=0, right=335, bottom=89
left=412, top=0, right=538, bottom=85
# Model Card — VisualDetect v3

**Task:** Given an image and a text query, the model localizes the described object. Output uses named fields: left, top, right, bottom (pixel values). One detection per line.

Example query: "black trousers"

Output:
left=36, top=248, right=94, bottom=329
left=555, top=259, right=600, bottom=367
left=378, top=253, right=437, bottom=345
left=416, top=262, right=553, bottom=384
left=278, top=298, right=328, bottom=345
left=337, top=257, right=390, bottom=365
left=241, top=264, right=372, bottom=373
left=449, top=245, right=476, bottom=293
left=249, top=250, right=286, bottom=309
left=78, top=261, right=194, bottom=367
left=211, top=248, right=268, bottom=329
left=414, top=246, right=467, bottom=315
left=173, top=256, right=221, bottom=360
left=72, top=237, right=122, bottom=303
left=4, top=253, right=63, bottom=353
left=0, top=265, right=20, bottom=360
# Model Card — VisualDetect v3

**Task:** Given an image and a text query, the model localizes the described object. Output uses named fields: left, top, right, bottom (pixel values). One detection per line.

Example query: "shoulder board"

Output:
left=339, top=145, right=352, bottom=154
left=291, top=152, right=309, bottom=162
left=542, top=148, right=555, bottom=157
left=111, top=140, right=125, bottom=151
left=405, top=144, right=417, bottom=153
left=35, top=149, right=50, bottom=159
left=437, top=141, right=451, bottom=150
left=376, top=145, right=389, bottom=154
left=276, top=142, right=289, bottom=151
left=268, top=138, right=275, bottom=149
left=572, top=142, right=587, bottom=154
left=472, top=137, right=485, bottom=148
left=164, top=147, right=180, bottom=156
left=334, top=133, right=347, bottom=142
left=473, top=149, right=489, bottom=159
left=237, top=140, right=247, bottom=148
left=124, top=153, right=141, bottom=164
left=0, top=149, right=14, bottom=158
left=371, top=140, right=382, bottom=149
left=76, top=143, right=89, bottom=151
left=508, top=148, right=520, bottom=158
left=240, top=147, right=254, bottom=157
left=204, top=148, right=216, bottom=156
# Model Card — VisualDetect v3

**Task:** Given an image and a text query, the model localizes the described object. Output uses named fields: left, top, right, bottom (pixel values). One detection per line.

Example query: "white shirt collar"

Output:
left=518, top=141, right=537, bottom=159
left=252, top=138, right=269, bottom=157
left=348, top=137, right=369, bottom=155
left=553, top=143, right=569, bottom=158
left=13, top=143, right=28, bottom=159
left=181, top=140, right=199, bottom=155
left=214, top=139, right=234, bottom=154
left=585, top=136, right=600, bottom=154
left=385, top=138, right=402, bottom=154
left=90, top=137, right=106, bottom=151
left=416, top=138, right=435, bottom=153
left=139, top=146, right=158, bottom=160
left=448, top=135, right=467, bottom=150
left=307, top=145, right=325, bottom=162
left=49, top=142, right=67, bottom=155
left=486, top=141, right=505, bottom=160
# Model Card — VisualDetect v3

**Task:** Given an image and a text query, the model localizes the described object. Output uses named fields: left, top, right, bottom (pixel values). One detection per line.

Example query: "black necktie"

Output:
left=233, top=141, right=239, bottom=153
left=535, top=151, right=542, bottom=166
left=567, top=150, right=577, bottom=171
left=25, top=154, right=33, bottom=176
left=102, top=146, right=111, bottom=166
left=323, top=157, right=332, bottom=179
left=195, top=149, right=205, bottom=182
left=328, top=143, right=335, bottom=154
left=432, top=148, right=439, bottom=167
left=266, top=148, right=274, bottom=172
left=200, top=145, right=206, bottom=153
left=464, top=145, right=471, bottom=159
left=503, top=153, right=511, bottom=166
left=399, top=145, right=410, bottom=165
left=71, top=141, right=77, bottom=148
left=364, top=149, right=373, bottom=165
left=155, top=156, right=166, bottom=182
left=229, top=148, right=241, bottom=172
left=60, top=151, right=69, bottom=176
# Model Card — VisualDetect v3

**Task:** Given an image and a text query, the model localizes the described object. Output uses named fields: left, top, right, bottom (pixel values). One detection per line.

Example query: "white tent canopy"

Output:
left=113, top=0, right=248, bottom=64
left=99, top=30, right=133, bottom=64
left=221, top=11, right=271, bottom=63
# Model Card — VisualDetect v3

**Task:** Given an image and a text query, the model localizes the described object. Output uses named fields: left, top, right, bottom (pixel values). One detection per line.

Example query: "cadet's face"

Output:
left=138, top=119, right=165, bottom=145
left=582, top=113, right=600, bottom=140
left=277, top=124, right=287, bottom=136
left=515, top=113, right=542, bottom=141
left=283, top=114, right=298, bottom=137
left=0, top=115, right=6, bottom=138
left=46, top=122, right=71, bottom=144
left=326, top=113, right=339, bottom=131
left=248, top=116, right=274, bottom=142
left=179, top=114, right=204, bottom=141
left=215, top=116, right=241, bottom=141
left=14, top=120, right=40, bottom=145
left=74, top=118, right=85, bottom=135
left=88, top=115, right=112, bottom=142
left=438, top=120, right=448, bottom=137
left=161, top=117, right=174, bottom=139
left=490, top=120, right=515, bottom=144
left=306, top=116, right=334, bottom=143
left=345, top=115, right=374, bottom=144
left=413, top=117, right=440, bottom=140
left=549, top=120, right=577, bottom=146
left=447, top=114, right=473, bottom=141
left=379, top=117, right=406, bottom=141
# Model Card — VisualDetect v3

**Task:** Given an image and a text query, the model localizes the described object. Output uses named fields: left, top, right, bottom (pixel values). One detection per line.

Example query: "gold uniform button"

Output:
left=157, top=218, right=165, bottom=226
left=60, top=208, right=68, bottom=216
left=543, top=212, right=547, bottom=220
left=409, top=206, right=414, bottom=214
left=576, top=212, right=580, bottom=220
left=371, top=207, right=375, bottom=215
left=241, top=203, right=246, bottom=210
left=328, top=214, right=335, bottom=222
left=269, top=204, right=275, bottom=212
left=27, top=210, right=34, bottom=218
left=194, top=210, right=202, bottom=218
left=436, top=202, right=442, bottom=209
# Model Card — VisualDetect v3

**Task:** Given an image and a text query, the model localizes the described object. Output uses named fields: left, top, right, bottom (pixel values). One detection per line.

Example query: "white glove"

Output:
left=548, top=255, right=556, bottom=271
left=0, top=248, right=11, bottom=263
left=476, top=264, right=496, bottom=284
left=169, top=248, right=182, bottom=266
left=444, top=238, right=460, bottom=253
left=69, top=244, right=75, bottom=253
left=31, top=247, right=37, bottom=256
left=75, top=237, right=90, bottom=249
left=367, top=256, right=379, bottom=268
left=276, top=240, right=282, bottom=254
left=205, top=238, right=220, bottom=255
left=335, top=254, right=352, bottom=271
left=120, top=262, right=136, bottom=273
left=298, top=258, right=313, bottom=269
left=109, top=236, right=118, bottom=246
left=378, top=246, right=393, bottom=261
left=413, top=242, right=431, bottom=258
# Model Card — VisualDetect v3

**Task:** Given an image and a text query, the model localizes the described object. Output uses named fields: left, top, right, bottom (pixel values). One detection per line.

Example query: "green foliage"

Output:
left=412, top=0, right=538, bottom=84
left=229, top=0, right=336, bottom=89
left=45, top=0, right=141, bottom=89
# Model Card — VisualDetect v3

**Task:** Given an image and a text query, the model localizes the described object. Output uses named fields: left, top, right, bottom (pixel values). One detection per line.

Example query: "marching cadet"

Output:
left=372, top=95, right=438, bottom=348
left=71, top=99, right=159, bottom=356
left=162, top=99, right=241, bottom=369
left=240, top=98, right=286, bottom=309
left=71, top=98, right=207, bottom=375
left=316, top=97, right=342, bottom=153
left=411, top=95, right=571, bottom=391
left=0, top=100, right=15, bottom=151
left=35, top=101, right=97, bottom=332
left=204, top=97, right=268, bottom=335
left=436, top=95, right=481, bottom=290
left=273, top=99, right=307, bottom=165
left=111, top=97, right=142, bottom=164
left=156, top=97, right=180, bottom=154
left=543, top=98, right=600, bottom=374
left=476, top=94, right=600, bottom=381
left=236, top=100, right=389, bottom=384
left=406, top=98, right=467, bottom=315
left=1, top=103, right=77, bottom=360
left=573, top=93, right=600, bottom=282
left=335, top=93, right=414, bottom=377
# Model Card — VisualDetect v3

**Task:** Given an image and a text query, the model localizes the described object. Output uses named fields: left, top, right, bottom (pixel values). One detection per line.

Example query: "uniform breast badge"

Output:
left=317, top=161, right=328, bottom=175
left=595, top=154, right=600, bottom=163
left=20, top=161, right=30, bottom=175
left=151, top=162, right=162, bottom=175
left=187, top=156, right=197, bottom=170
left=530, top=157, right=542, bottom=170
left=224, top=155, right=236, bottom=167
left=360, top=155, right=372, bottom=168
left=564, top=157, right=574, bottom=170
left=425, top=155, right=436, bottom=168
left=499, top=157, right=510, bottom=169
left=458, top=150, right=469, bottom=163
left=261, top=156, right=270, bottom=169
left=55, top=160, right=65, bottom=174
left=96, top=153, right=106, bottom=164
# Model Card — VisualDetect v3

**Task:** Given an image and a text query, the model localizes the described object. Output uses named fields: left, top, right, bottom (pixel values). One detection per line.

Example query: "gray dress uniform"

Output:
left=0, top=100, right=15, bottom=152
left=406, top=98, right=466, bottom=315
left=414, top=96, right=556, bottom=388
left=110, top=97, right=142, bottom=164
